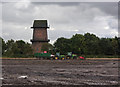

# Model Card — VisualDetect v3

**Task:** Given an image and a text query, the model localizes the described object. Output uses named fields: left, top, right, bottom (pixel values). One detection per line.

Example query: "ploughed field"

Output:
left=2, top=59, right=119, bottom=86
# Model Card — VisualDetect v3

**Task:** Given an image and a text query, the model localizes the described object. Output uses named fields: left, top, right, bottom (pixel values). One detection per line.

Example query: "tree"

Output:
left=0, top=37, right=6, bottom=56
left=84, top=33, right=100, bottom=55
left=41, top=43, right=53, bottom=53
left=14, top=40, right=33, bottom=57
left=70, top=34, right=85, bottom=55
left=54, top=37, right=71, bottom=54
left=5, top=39, right=15, bottom=57
left=111, top=37, right=119, bottom=55
left=99, top=38, right=114, bottom=55
left=5, top=40, right=33, bottom=57
left=117, top=37, right=120, bottom=55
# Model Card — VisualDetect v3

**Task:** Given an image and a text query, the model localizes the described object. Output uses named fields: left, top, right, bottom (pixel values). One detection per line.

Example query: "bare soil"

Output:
left=1, top=59, right=120, bottom=86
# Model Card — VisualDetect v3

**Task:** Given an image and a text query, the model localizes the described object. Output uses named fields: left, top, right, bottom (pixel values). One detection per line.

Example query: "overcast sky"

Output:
left=1, top=1, right=119, bottom=44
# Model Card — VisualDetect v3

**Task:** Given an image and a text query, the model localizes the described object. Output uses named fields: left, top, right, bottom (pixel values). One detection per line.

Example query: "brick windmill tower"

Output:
left=31, top=20, right=50, bottom=53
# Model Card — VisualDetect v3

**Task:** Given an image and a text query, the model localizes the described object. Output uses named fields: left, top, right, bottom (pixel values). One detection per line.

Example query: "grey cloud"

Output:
left=31, top=2, right=118, bottom=18
left=31, top=2, right=80, bottom=7
left=89, top=2, right=118, bottom=18
left=2, top=2, right=118, bottom=44
left=2, top=2, right=34, bottom=25
left=48, top=29, right=84, bottom=44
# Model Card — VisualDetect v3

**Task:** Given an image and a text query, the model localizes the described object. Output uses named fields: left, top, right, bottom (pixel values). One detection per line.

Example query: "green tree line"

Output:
left=1, top=33, right=120, bottom=58
left=54, top=33, right=120, bottom=57
left=1, top=37, right=33, bottom=57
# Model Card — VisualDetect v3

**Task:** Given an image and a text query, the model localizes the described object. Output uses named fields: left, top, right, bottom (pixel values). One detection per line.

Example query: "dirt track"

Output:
left=1, top=59, right=120, bottom=86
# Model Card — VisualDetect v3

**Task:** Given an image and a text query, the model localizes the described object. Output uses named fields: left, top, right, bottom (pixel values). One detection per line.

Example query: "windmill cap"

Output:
left=31, top=20, right=49, bottom=28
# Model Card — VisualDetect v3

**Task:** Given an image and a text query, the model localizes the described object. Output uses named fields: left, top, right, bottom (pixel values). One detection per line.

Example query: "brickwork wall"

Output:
left=32, top=42, right=48, bottom=53
left=33, top=28, right=48, bottom=41
left=32, top=28, right=48, bottom=53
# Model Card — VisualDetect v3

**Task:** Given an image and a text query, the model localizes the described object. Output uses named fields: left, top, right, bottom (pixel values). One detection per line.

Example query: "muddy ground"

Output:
left=1, top=59, right=120, bottom=86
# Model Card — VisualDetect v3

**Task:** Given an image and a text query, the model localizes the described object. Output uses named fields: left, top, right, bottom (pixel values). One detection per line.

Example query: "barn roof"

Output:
left=31, top=20, right=49, bottom=28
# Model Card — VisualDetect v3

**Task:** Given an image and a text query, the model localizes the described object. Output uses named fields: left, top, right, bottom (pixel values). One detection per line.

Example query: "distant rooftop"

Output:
left=31, top=20, right=49, bottom=28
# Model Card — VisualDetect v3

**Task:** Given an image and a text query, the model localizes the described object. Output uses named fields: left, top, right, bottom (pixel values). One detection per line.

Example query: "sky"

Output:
left=1, top=0, right=119, bottom=44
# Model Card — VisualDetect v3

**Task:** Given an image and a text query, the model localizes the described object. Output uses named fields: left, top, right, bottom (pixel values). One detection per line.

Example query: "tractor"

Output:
left=34, top=51, right=85, bottom=60
left=54, top=52, right=65, bottom=60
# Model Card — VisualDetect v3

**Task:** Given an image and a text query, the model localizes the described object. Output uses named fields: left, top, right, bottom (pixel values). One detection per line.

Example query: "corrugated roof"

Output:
left=32, top=20, right=49, bottom=28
